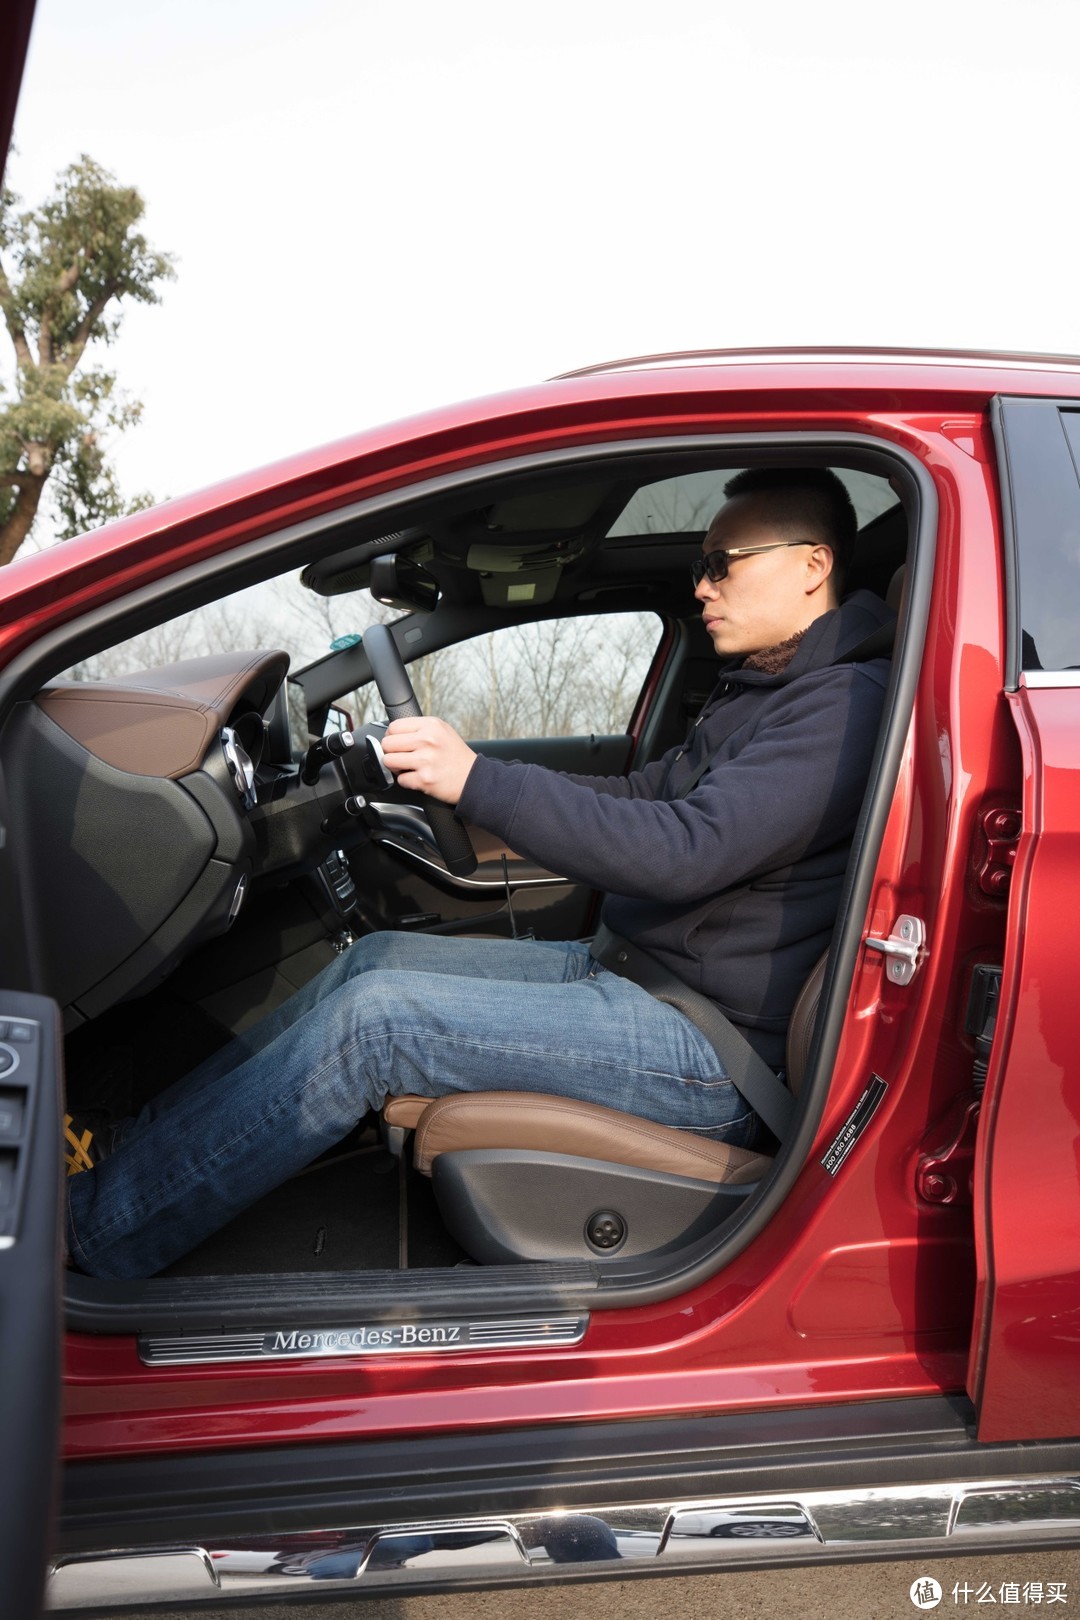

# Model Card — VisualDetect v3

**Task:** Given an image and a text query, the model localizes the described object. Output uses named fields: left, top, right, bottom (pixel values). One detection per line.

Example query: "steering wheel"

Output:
left=361, top=623, right=478, bottom=878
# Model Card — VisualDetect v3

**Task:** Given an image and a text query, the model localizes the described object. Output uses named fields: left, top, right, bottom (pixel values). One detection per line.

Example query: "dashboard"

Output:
left=14, top=650, right=365, bottom=1031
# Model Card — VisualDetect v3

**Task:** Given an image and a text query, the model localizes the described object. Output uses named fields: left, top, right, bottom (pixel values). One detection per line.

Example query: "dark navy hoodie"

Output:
left=456, top=589, right=894, bottom=1068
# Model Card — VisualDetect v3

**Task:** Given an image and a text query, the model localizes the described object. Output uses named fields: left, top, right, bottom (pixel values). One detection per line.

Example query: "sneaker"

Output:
left=64, top=1113, right=107, bottom=1176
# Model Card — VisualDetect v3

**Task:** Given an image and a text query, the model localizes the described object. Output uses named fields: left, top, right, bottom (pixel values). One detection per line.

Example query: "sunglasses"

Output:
left=691, top=539, right=816, bottom=588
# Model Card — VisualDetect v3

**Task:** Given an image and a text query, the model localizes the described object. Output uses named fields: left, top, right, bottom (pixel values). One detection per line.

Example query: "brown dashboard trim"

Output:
left=37, top=650, right=289, bottom=779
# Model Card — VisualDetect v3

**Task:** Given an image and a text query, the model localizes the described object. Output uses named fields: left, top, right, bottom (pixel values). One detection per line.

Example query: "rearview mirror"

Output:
left=368, top=553, right=440, bottom=613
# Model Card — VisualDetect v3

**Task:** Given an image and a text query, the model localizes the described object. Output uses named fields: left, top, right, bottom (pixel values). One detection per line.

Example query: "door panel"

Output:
left=973, top=397, right=1080, bottom=1440
left=0, top=989, right=63, bottom=1620
left=970, top=687, right=1080, bottom=1441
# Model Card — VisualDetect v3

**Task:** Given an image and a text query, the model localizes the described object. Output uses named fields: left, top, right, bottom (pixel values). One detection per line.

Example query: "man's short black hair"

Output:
left=719, top=467, right=858, bottom=588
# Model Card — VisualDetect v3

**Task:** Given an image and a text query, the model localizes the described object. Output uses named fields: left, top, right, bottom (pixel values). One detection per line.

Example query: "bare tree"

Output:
left=404, top=613, right=660, bottom=741
left=68, top=598, right=284, bottom=682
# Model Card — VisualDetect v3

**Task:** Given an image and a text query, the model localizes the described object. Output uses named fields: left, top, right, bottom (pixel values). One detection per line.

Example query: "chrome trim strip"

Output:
left=372, top=805, right=570, bottom=891
left=49, top=1549, right=222, bottom=1609
left=1021, top=671, right=1080, bottom=689
left=561, top=348, right=1080, bottom=379
left=139, top=1314, right=589, bottom=1365
left=47, top=1475, right=1080, bottom=1609
left=377, top=836, right=570, bottom=891
left=665, top=1499, right=821, bottom=1548
left=951, top=1481, right=1080, bottom=1533
left=219, top=726, right=257, bottom=810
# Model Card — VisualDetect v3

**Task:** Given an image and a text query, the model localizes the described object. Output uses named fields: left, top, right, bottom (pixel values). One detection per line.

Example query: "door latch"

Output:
left=864, top=914, right=926, bottom=985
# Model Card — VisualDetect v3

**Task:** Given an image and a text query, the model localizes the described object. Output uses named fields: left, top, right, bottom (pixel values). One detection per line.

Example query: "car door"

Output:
left=0, top=987, right=63, bottom=1620
left=968, top=396, right=1080, bottom=1442
left=0, top=19, right=62, bottom=1608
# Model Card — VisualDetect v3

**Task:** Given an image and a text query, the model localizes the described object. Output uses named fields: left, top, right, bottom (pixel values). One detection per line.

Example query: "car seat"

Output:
left=381, top=953, right=826, bottom=1264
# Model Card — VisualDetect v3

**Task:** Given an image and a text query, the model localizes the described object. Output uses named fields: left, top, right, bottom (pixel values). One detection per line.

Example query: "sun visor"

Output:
left=466, top=539, right=583, bottom=608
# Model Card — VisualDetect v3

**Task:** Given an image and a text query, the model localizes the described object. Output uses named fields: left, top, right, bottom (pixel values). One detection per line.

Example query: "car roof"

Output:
left=557, top=345, right=1080, bottom=379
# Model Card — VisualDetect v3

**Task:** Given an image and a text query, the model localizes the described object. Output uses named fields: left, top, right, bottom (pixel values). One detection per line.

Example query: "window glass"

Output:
left=61, top=550, right=661, bottom=741
left=1052, top=411, right=1080, bottom=667
left=999, top=400, right=1080, bottom=673
left=62, top=570, right=343, bottom=683
left=338, top=612, right=664, bottom=740
left=607, top=467, right=899, bottom=536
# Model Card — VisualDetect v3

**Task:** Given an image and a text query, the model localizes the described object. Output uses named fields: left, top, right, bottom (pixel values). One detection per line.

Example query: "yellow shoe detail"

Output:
left=64, top=1114, right=97, bottom=1175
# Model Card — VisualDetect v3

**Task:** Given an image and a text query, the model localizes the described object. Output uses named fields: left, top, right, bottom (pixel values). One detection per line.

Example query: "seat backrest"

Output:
left=785, top=951, right=828, bottom=1097
left=886, top=562, right=906, bottom=613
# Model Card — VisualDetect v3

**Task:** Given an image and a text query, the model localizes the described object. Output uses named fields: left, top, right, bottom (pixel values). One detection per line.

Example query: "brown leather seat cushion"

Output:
left=381, top=952, right=826, bottom=1185
left=383, top=1091, right=772, bottom=1184
left=383, top=1095, right=430, bottom=1132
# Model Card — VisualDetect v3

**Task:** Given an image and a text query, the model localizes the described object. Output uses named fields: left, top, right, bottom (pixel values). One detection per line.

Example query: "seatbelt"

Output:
left=674, top=744, right=722, bottom=801
left=589, top=924, right=796, bottom=1141
left=594, top=621, right=890, bottom=1135
left=842, top=622, right=896, bottom=662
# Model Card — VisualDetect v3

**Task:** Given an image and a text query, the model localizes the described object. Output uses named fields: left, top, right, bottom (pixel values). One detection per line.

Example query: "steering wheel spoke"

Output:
left=361, top=624, right=478, bottom=878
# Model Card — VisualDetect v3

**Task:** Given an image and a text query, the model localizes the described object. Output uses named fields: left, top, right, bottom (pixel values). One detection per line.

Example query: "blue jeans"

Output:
left=66, top=932, right=756, bottom=1279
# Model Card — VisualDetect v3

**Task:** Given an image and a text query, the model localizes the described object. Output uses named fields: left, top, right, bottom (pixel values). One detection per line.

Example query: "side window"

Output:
left=405, top=612, right=664, bottom=740
left=995, top=397, right=1080, bottom=676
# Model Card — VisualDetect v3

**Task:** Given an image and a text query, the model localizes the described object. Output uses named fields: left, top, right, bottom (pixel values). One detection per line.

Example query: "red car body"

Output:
left=3, top=349, right=1080, bottom=1617
left=4, top=356, right=1053, bottom=1457
left=6, top=8, right=1080, bottom=1613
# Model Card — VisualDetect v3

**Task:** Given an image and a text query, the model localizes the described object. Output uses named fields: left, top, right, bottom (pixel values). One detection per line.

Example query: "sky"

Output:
left=8, top=0, right=1080, bottom=532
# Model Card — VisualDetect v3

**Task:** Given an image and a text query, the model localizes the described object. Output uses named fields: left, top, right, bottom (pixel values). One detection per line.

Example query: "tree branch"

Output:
left=40, top=260, right=86, bottom=366
left=60, top=279, right=120, bottom=374
left=0, top=472, right=47, bottom=567
left=56, top=259, right=81, bottom=296
left=0, top=259, right=35, bottom=369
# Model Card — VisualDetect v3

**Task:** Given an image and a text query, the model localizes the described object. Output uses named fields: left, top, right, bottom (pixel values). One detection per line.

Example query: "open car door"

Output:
left=969, top=681, right=1080, bottom=1443
left=970, top=397, right=1080, bottom=1442
left=0, top=988, right=63, bottom=1620
left=0, top=7, right=58, bottom=1605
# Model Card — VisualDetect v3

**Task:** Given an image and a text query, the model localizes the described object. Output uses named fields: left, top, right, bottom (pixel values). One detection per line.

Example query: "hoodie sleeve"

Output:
left=557, top=736, right=689, bottom=801
left=455, top=665, right=885, bottom=903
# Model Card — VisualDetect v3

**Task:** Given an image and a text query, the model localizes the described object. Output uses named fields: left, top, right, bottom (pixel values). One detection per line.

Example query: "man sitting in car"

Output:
left=64, top=467, right=894, bottom=1278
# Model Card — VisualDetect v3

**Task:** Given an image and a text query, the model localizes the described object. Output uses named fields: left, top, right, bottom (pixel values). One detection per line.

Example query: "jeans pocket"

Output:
left=676, top=1075, right=759, bottom=1146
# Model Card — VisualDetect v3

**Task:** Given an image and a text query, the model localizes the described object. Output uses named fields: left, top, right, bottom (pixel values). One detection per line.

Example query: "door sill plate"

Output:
left=139, top=1313, right=589, bottom=1364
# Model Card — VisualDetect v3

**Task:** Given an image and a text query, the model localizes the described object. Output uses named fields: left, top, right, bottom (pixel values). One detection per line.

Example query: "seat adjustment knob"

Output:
left=586, top=1209, right=626, bottom=1252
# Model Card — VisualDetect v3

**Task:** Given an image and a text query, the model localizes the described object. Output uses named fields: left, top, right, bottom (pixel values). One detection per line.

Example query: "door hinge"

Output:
left=916, top=1095, right=980, bottom=1205
left=864, top=914, right=926, bottom=985
left=977, top=805, right=1021, bottom=897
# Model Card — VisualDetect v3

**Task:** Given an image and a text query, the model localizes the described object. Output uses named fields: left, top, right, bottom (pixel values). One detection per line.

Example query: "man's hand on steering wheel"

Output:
left=382, top=717, right=477, bottom=805
left=360, top=621, right=478, bottom=877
